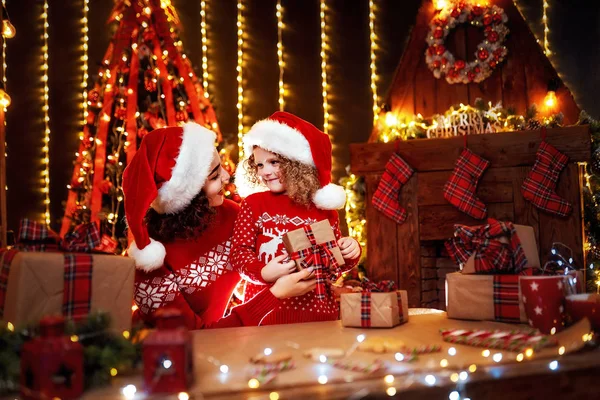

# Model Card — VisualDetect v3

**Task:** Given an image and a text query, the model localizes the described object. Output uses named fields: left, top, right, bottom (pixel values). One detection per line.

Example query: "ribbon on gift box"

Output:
left=445, top=218, right=528, bottom=274
left=289, top=225, right=341, bottom=301
left=492, top=269, right=534, bottom=323
left=0, top=219, right=117, bottom=321
left=359, top=278, right=404, bottom=328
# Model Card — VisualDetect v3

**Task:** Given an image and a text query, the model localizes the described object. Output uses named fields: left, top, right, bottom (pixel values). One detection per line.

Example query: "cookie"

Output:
left=357, top=337, right=405, bottom=353
left=303, top=347, right=346, bottom=361
left=250, top=351, right=293, bottom=364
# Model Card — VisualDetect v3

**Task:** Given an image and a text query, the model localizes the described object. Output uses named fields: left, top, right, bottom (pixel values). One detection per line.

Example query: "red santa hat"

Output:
left=237, top=111, right=346, bottom=210
left=122, top=122, right=216, bottom=272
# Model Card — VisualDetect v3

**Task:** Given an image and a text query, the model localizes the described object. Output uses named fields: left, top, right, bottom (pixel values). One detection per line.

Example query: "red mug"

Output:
left=565, top=293, right=600, bottom=332
left=520, top=275, right=570, bottom=334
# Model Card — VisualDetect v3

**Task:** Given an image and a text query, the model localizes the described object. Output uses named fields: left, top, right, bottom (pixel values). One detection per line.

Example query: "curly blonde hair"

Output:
left=242, top=149, right=321, bottom=207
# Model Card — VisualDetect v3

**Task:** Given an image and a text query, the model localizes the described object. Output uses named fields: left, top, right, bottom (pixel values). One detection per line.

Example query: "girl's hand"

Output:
left=261, top=254, right=296, bottom=283
left=337, top=237, right=360, bottom=260
left=270, top=267, right=317, bottom=299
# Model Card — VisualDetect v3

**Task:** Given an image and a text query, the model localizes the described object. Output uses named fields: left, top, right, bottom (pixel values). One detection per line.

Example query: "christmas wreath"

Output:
left=425, top=2, right=509, bottom=84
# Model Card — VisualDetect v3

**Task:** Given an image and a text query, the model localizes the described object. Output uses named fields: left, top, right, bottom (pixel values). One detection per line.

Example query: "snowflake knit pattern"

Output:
left=231, top=191, right=361, bottom=325
left=133, top=199, right=279, bottom=329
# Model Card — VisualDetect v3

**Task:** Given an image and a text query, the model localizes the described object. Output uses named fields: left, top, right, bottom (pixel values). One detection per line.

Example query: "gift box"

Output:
left=282, top=219, right=344, bottom=270
left=446, top=219, right=540, bottom=274
left=445, top=270, right=583, bottom=324
left=340, top=280, right=408, bottom=328
left=282, top=220, right=344, bottom=301
left=1, top=250, right=135, bottom=332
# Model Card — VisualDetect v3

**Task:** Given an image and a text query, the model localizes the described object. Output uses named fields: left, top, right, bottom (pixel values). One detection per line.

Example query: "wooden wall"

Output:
left=375, top=0, right=580, bottom=144
left=351, top=126, right=590, bottom=307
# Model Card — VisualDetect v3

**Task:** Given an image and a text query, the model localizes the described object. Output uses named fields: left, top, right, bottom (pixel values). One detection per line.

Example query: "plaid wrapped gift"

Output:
left=445, top=219, right=538, bottom=274
left=283, top=220, right=345, bottom=301
left=0, top=220, right=134, bottom=331
left=447, top=269, right=535, bottom=323
left=341, top=279, right=409, bottom=328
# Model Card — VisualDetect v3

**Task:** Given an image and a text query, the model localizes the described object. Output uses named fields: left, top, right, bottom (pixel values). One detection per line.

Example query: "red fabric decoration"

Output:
left=372, top=153, right=414, bottom=224
left=443, top=148, right=489, bottom=219
left=521, top=141, right=572, bottom=217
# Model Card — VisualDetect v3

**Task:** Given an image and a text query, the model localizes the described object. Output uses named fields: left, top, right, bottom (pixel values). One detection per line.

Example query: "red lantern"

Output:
left=142, top=308, right=194, bottom=394
left=20, top=316, right=84, bottom=400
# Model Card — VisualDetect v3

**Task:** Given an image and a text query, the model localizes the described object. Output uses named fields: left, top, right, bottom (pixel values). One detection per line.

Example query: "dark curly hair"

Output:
left=144, top=190, right=216, bottom=243
left=243, top=150, right=321, bottom=207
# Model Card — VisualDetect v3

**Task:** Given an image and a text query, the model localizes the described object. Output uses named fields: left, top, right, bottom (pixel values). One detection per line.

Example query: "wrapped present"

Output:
left=445, top=270, right=581, bottom=324
left=445, top=219, right=540, bottom=274
left=282, top=220, right=344, bottom=300
left=340, top=279, right=408, bottom=328
left=0, top=220, right=134, bottom=332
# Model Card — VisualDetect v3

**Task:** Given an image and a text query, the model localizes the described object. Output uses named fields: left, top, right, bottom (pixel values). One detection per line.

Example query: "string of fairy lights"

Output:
left=368, top=0, right=379, bottom=125
left=276, top=0, right=284, bottom=111
left=81, top=0, right=89, bottom=125
left=41, top=0, right=51, bottom=225
left=236, top=0, right=245, bottom=159
left=200, top=0, right=210, bottom=99
left=319, top=0, right=330, bottom=136
left=542, top=0, right=550, bottom=56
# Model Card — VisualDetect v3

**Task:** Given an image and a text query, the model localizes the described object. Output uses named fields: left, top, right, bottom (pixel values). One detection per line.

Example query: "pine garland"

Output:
left=0, top=312, right=143, bottom=394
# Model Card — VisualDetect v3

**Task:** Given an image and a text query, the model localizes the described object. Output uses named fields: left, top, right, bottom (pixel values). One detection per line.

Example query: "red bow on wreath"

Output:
left=289, top=225, right=341, bottom=301
left=445, top=218, right=528, bottom=274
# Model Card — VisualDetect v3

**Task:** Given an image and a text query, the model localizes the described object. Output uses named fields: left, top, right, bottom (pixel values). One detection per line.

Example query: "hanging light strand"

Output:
left=236, top=0, right=245, bottom=158
left=41, top=0, right=51, bottom=225
left=276, top=0, right=284, bottom=111
left=542, top=0, right=551, bottom=56
left=200, top=0, right=209, bottom=98
left=2, top=0, right=7, bottom=95
left=319, top=0, right=329, bottom=135
left=368, top=0, right=379, bottom=124
left=81, top=0, right=89, bottom=124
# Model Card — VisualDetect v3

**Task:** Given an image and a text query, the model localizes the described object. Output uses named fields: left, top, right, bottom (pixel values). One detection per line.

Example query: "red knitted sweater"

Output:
left=231, top=191, right=361, bottom=325
left=132, top=200, right=280, bottom=329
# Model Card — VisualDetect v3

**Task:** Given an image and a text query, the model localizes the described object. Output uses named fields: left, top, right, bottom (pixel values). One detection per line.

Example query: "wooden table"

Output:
left=85, top=310, right=600, bottom=399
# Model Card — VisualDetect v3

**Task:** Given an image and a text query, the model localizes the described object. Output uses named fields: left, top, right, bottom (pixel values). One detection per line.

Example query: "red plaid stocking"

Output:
left=444, top=148, right=489, bottom=219
left=372, top=153, right=414, bottom=224
left=521, top=141, right=572, bottom=217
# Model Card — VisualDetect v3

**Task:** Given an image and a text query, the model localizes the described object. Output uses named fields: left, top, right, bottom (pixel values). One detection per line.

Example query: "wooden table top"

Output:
left=84, top=309, right=600, bottom=400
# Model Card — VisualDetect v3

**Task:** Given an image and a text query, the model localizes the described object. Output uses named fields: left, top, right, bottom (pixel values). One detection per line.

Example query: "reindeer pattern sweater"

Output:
left=231, top=191, right=361, bottom=325
left=132, top=199, right=280, bottom=329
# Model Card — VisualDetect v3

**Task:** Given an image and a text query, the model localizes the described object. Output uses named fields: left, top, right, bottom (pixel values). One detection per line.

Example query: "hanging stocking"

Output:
left=444, top=148, right=489, bottom=219
left=521, top=141, right=572, bottom=217
left=372, top=153, right=414, bottom=224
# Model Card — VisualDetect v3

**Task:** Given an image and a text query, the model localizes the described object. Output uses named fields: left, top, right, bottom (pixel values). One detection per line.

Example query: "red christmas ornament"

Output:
left=454, top=60, right=466, bottom=70
left=489, top=60, right=497, bottom=68
left=98, top=179, right=113, bottom=194
left=467, top=71, right=476, bottom=81
left=114, top=105, right=127, bottom=120
left=88, top=89, right=100, bottom=104
left=175, top=110, right=188, bottom=122
left=432, top=60, right=441, bottom=69
left=143, top=308, right=194, bottom=394
left=20, top=316, right=84, bottom=400
left=474, top=66, right=481, bottom=73
left=483, top=14, right=493, bottom=26
left=137, top=127, right=149, bottom=139
left=487, top=31, right=499, bottom=43
left=477, top=49, right=489, bottom=61
left=448, top=69, right=459, bottom=79
left=433, top=27, right=444, bottom=39
left=472, top=5, right=484, bottom=16
left=450, top=8, right=460, bottom=18
left=434, top=44, right=446, bottom=56
left=492, top=13, right=503, bottom=24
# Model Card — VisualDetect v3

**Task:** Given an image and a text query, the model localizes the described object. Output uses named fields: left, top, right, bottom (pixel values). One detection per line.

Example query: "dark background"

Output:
left=3, top=0, right=599, bottom=232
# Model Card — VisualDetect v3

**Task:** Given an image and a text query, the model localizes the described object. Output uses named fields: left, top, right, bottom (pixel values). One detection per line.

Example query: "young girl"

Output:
left=232, top=111, right=362, bottom=325
left=123, top=122, right=317, bottom=330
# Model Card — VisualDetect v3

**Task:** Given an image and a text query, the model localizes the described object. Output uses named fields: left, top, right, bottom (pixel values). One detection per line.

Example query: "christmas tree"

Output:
left=60, top=0, right=237, bottom=251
